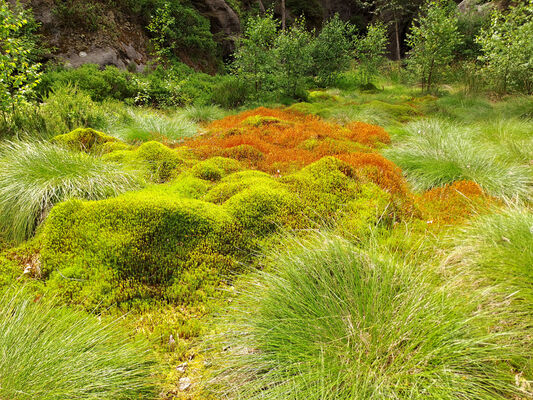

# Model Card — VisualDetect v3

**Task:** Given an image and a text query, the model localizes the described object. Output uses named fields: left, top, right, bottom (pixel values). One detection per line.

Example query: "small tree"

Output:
left=476, top=1, right=533, bottom=95
left=406, top=0, right=462, bottom=92
left=0, top=1, right=41, bottom=119
left=233, top=13, right=279, bottom=97
left=274, top=18, right=313, bottom=98
left=311, top=14, right=355, bottom=87
left=356, top=21, right=389, bottom=85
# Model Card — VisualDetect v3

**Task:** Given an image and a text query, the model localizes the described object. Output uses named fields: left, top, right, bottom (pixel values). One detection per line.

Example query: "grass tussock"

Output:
left=0, top=141, right=141, bottom=243
left=449, top=206, right=533, bottom=308
left=212, top=233, right=523, bottom=400
left=0, top=288, right=154, bottom=400
left=385, top=118, right=532, bottom=199
left=110, top=109, right=198, bottom=144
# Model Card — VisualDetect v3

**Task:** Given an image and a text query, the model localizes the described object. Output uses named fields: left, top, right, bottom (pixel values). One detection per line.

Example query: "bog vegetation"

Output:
left=0, top=0, right=532, bottom=399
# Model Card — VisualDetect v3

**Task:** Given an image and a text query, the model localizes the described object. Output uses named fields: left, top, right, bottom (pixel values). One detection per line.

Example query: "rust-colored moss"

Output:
left=416, top=180, right=493, bottom=224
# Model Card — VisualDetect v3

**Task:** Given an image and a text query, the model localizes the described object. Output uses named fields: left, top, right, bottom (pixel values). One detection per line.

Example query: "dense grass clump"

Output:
left=0, top=141, right=141, bottom=243
left=0, top=288, right=154, bottom=400
left=385, top=118, right=531, bottom=199
left=214, top=234, right=522, bottom=399
left=450, top=207, right=533, bottom=309
left=111, top=109, right=198, bottom=144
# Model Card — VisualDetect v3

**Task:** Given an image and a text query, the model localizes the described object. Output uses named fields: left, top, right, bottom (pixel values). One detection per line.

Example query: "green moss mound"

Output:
left=27, top=156, right=403, bottom=308
left=189, top=157, right=242, bottom=182
left=224, top=184, right=302, bottom=236
left=241, top=115, right=286, bottom=127
left=103, top=141, right=190, bottom=182
left=281, top=157, right=359, bottom=217
left=52, top=128, right=119, bottom=152
left=39, top=190, right=235, bottom=305
left=203, top=170, right=279, bottom=204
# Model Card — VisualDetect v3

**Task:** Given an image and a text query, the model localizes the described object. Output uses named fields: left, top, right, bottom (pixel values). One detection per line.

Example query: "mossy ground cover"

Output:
left=0, top=82, right=531, bottom=399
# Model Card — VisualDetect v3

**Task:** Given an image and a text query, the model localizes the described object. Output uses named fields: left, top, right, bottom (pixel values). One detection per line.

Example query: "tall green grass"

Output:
left=385, top=118, right=532, bottom=199
left=0, top=141, right=142, bottom=243
left=450, top=206, right=533, bottom=309
left=0, top=288, right=154, bottom=399
left=110, top=109, right=198, bottom=144
left=212, top=233, right=523, bottom=399
left=181, top=105, right=226, bottom=123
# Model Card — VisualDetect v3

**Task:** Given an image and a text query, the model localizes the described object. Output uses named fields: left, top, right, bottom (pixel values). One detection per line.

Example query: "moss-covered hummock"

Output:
left=103, top=141, right=192, bottom=182
left=52, top=128, right=119, bottom=152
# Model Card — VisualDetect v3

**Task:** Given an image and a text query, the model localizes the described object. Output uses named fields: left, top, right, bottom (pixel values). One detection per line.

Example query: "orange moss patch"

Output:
left=416, top=180, right=493, bottom=225
left=345, top=122, right=391, bottom=147
left=335, top=153, right=408, bottom=197
left=183, top=107, right=405, bottom=199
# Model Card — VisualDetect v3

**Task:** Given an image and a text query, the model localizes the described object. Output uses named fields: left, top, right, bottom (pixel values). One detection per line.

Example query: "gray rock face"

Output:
left=59, top=43, right=145, bottom=72
left=191, top=0, right=241, bottom=55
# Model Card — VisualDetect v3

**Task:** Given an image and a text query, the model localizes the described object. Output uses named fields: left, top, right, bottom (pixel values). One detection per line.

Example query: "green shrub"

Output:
left=40, top=84, right=107, bottom=134
left=0, top=288, right=154, bottom=400
left=213, top=233, right=523, bottom=399
left=52, top=127, right=119, bottom=152
left=274, top=19, right=314, bottom=98
left=476, top=2, right=533, bottom=94
left=356, top=22, right=388, bottom=85
left=147, top=1, right=217, bottom=61
left=406, top=0, right=462, bottom=92
left=385, top=119, right=532, bottom=199
left=0, top=141, right=141, bottom=243
left=233, top=13, right=278, bottom=98
left=0, top=1, right=42, bottom=117
left=210, top=75, right=248, bottom=108
left=311, top=14, right=355, bottom=87
left=38, top=65, right=135, bottom=102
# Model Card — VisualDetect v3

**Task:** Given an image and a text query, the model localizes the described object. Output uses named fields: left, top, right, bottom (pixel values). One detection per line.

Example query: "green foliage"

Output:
left=210, top=75, right=248, bottom=108
left=52, top=0, right=102, bottom=32
left=356, top=22, right=388, bottom=85
left=476, top=1, right=533, bottom=94
left=406, top=0, right=462, bottom=92
left=38, top=65, right=136, bottom=102
left=0, top=288, right=154, bottom=399
left=40, top=84, right=107, bottom=134
left=455, top=0, right=490, bottom=60
left=311, top=14, right=355, bottom=87
left=0, top=0, right=41, bottom=116
left=385, top=118, right=532, bottom=199
left=274, top=19, right=314, bottom=98
left=214, top=233, right=522, bottom=399
left=147, top=1, right=216, bottom=61
left=0, top=141, right=141, bottom=243
left=233, top=13, right=279, bottom=98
